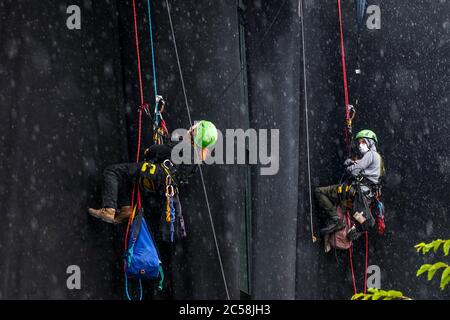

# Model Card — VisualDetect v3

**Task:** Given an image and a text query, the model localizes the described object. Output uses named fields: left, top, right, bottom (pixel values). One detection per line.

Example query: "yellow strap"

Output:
left=141, top=162, right=157, bottom=174
left=165, top=196, right=171, bottom=222
left=130, top=205, right=137, bottom=223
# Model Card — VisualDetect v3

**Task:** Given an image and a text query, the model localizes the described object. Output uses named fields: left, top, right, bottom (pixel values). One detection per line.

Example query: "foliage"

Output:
left=352, top=239, right=449, bottom=300
left=415, top=239, right=450, bottom=290
left=352, top=288, right=412, bottom=300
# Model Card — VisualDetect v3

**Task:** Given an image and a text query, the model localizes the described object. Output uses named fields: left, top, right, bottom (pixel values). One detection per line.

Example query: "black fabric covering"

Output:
left=0, top=0, right=128, bottom=298
left=0, top=0, right=448, bottom=300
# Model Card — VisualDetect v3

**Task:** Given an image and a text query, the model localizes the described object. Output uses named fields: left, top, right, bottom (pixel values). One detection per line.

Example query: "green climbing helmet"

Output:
left=355, top=129, right=378, bottom=144
left=193, top=120, right=218, bottom=148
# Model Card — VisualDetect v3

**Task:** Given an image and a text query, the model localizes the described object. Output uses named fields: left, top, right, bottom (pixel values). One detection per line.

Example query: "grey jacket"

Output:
left=345, top=139, right=382, bottom=185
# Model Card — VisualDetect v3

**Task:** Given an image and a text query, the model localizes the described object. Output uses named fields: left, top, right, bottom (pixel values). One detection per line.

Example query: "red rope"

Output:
left=345, top=212, right=357, bottom=295
left=124, top=0, right=145, bottom=254
left=337, top=0, right=351, bottom=153
left=364, top=231, right=369, bottom=294
left=132, top=0, right=144, bottom=106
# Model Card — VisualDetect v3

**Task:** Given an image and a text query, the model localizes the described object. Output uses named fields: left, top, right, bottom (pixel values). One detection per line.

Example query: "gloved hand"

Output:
left=344, top=158, right=354, bottom=167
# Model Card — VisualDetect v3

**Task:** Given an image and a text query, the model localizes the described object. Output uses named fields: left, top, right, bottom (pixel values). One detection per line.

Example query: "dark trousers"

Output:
left=101, top=162, right=141, bottom=210
left=315, top=184, right=375, bottom=231
left=314, top=184, right=340, bottom=220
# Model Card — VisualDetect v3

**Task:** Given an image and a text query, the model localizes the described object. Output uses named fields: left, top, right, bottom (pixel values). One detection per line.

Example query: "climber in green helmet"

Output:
left=355, top=129, right=378, bottom=144
left=315, top=129, right=383, bottom=241
left=190, top=120, right=218, bottom=161
left=88, top=120, right=218, bottom=224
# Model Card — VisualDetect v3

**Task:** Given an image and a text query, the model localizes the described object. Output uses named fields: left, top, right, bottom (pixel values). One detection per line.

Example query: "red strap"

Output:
left=364, top=231, right=369, bottom=294
left=345, top=211, right=357, bottom=295
left=337, top=0, right=351, bottom=153
left=345, top=211, right=370, bottom=295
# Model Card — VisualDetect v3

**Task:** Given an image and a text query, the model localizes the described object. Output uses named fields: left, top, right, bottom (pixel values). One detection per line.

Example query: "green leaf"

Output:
left=422, top=243, right=434, bottom=254
left=417, top=264, right=432, bottom=277
left=427, top=262, right=448, bottom=281
left=362, top=295, right=372, bottom=300
left=378, top=289, right=388, bottom=296
left=415, top=242, right=426, bottom=248
left=367, top=287, right=378, bottom=294
left=440, top=267, right=450, bottom=290
left=387, top=290, right=403, bottom=298
left=433, top=240, right=443, bottom=253
left=372, top=293, right=383, bottom=300
left=444, top=240, right=450, bottom=256
left=415, top=242, right=426, bottom=253
left=351, top=293, right=365, bottom=300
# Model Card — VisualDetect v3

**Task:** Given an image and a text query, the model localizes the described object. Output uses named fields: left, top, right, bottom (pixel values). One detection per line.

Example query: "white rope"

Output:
left=299, top=0, right=316, bottom=242
left=165, top=0, right=230, bottom=300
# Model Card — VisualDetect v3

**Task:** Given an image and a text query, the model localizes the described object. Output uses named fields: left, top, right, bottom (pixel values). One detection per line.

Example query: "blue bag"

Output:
left=125, top=209, right=164, bottom=300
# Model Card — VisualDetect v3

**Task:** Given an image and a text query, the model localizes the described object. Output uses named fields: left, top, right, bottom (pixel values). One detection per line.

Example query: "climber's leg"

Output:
left=314, top=185, right=345, bottom=235
left=88, top=162, right=140, bottom=224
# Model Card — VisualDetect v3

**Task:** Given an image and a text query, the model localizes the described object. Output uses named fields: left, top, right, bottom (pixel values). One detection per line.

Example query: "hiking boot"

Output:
left=88, top=207, right=116, bottom=224
left=114, top=206, right=132, bottom=224
left=347, top=226, right=362, bottom=241
left=320, top=217, right=346, bottom=235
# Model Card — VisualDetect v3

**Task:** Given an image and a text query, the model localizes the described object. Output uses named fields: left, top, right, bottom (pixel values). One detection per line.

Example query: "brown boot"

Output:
left=114, top=205, right=132, bottom=224
left=88, top=207, right=116, bottom=224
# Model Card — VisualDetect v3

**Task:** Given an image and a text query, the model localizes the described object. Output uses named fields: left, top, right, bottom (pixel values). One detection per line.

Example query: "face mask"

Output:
left=359, top=143, right=369, bottom=154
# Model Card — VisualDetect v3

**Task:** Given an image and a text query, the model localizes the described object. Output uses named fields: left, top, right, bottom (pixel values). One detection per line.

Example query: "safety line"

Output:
left=165, top=0, right=230, bottom=300
left=146, top=0, right=162, bottom=130
left=299, top=0, right=316, bottom=243
left=337, top=0, right=351, bottom=155
left=147, top=0, right=158, bottom=98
